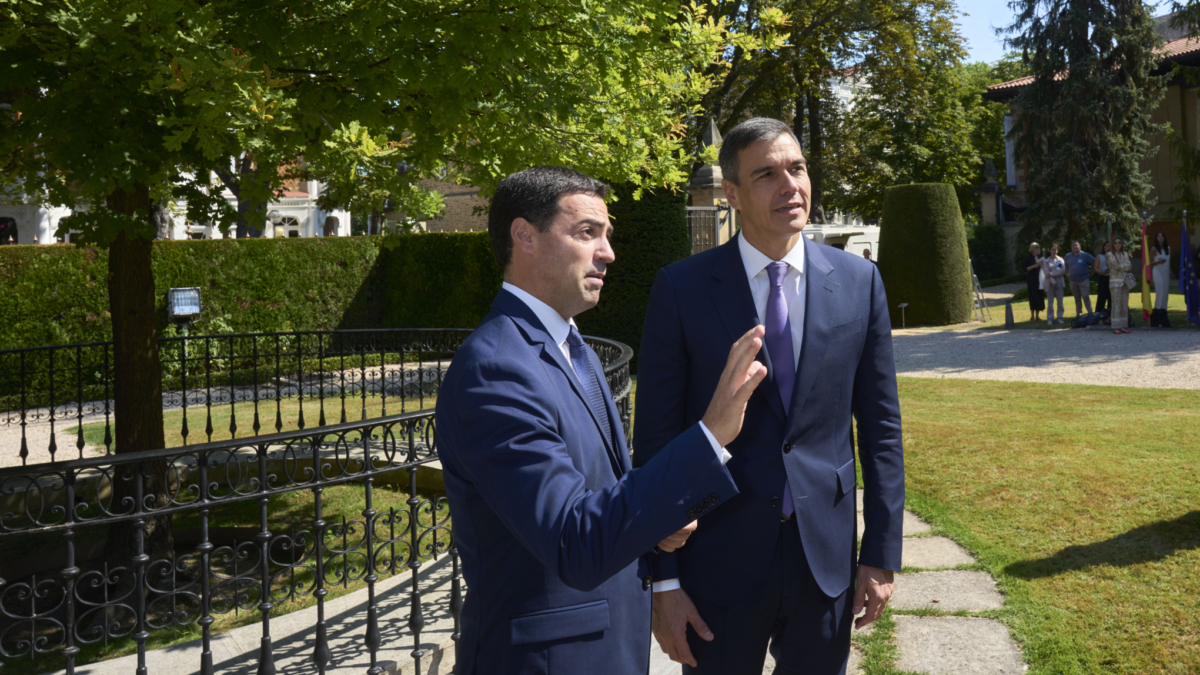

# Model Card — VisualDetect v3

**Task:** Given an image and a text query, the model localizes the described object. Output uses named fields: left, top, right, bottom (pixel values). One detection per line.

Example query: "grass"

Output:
left=78, top=394, right=437, bottom=453
left=2, top=483, right=450, bottom=675
left=895, top=376, right=1200, bottom=674
left=910, top=287, right=1198, bottom=331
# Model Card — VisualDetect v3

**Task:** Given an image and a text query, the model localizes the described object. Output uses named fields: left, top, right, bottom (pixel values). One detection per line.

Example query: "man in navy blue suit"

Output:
left=635, top=118, right=905, bottom=674
left=436, top=166, right=770, bottom=675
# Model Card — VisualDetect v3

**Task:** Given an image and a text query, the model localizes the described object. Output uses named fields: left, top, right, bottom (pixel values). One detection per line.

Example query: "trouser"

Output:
left=1069, top=279, right=1093, bottom=315
left=1155, top=280, right=1170, bottom=310
left=683, top=522, right=852, bottom=675
left=1095, top=275, right=1111, bottom=312
left=1045, top=283, right=1064, bottom=320
left=1111, top=284, right=1130, bottom=329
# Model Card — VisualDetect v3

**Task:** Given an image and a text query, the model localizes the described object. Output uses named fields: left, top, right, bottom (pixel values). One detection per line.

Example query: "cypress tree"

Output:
left=1005, top=0, right=1166, bottom=245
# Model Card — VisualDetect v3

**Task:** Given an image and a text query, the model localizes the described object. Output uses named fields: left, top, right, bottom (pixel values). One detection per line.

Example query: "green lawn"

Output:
left=895, top=376, right=1200, bottom=674
left=79, top=394, right=436, bottom=453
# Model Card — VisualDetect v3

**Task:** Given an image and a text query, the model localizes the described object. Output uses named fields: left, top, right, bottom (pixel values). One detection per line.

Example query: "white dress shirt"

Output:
left=738, top=232, right=806, bottom=365
left=651, top=234, right=805, bottom=593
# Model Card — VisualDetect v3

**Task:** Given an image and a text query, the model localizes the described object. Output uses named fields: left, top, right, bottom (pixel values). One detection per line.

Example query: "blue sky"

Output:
left=956, top=0, right=1019, bottom=64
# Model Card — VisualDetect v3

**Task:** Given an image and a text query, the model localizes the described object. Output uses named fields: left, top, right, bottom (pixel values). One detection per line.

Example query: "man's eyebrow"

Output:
left=749, top=159, right=805, bottom=178
left=577, top=218, right=610, bottom=228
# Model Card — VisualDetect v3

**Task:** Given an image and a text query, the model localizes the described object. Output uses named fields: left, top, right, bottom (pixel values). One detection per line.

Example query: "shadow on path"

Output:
left=1004, top=511, right=1200, bottom=580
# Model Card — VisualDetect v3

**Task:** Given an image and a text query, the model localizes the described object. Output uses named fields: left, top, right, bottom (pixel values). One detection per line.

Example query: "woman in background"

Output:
left=1108, top=238, right=1133, bottom=333
left=1149, top=231, right=1171, bottom=310
left=1041, top=243, right=1067, bottom=324
left=1024, top=242, right=1046, bottom=322
left=1093, top=241, right=1112, bottom=316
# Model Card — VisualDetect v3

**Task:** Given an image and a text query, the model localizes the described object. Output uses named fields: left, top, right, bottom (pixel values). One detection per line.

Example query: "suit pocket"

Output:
left=836, top=458, right=856, bottom=496
left=510, top=600, right=610, bottom=645
left=830, top=317, right=861, bottom=337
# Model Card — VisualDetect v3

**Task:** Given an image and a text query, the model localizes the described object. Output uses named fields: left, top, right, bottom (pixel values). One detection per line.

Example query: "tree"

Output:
left=1004, top=0, right=1166, bottom=247
left=824, top=3, right=977, bottom=221
left=0, top=0, right=752, bottom=559
left=682, top=0, right=959, bottom=222
left=959, top=54, right=1030, bottom=194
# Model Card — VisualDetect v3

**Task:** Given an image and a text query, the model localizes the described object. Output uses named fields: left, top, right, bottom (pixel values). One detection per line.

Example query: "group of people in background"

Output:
left=1024, top=235, right=1174, bottom=334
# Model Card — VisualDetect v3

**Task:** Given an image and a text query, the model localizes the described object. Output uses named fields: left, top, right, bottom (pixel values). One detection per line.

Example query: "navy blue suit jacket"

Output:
left=436, top=289, right=739, bottom=674
left=633, top=235, right=904, bottom=604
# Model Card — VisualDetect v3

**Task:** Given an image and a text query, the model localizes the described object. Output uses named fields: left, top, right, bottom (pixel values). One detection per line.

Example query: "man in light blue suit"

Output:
left=435, top=166, right=768, bottom=675
left=636, top=118, right=905, bottom=674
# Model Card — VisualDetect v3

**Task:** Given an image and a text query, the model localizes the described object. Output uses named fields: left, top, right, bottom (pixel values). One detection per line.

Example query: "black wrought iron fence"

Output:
left=0, top=332, right=633, bottom=675
left=0, top=328, right=632, bottom=467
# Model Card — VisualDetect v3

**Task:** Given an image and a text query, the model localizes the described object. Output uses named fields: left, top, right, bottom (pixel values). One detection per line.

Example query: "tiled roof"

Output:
left=986, top=35, right=1200, bottom=96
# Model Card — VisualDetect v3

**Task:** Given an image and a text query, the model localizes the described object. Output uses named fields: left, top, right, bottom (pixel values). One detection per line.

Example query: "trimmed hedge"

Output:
left=0, top=234, right=507, bottom=350
left=574, top=186, right=691, bottom=372
left=967, top=224, right=1009, bottom=282
left=372, top=233, right=502, bottom=329
left=877, top=184, right=973, bottom=326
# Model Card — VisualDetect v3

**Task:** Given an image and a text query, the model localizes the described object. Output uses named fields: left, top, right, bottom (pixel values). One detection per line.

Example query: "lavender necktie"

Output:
left=765, top=261, right=795, bottom=518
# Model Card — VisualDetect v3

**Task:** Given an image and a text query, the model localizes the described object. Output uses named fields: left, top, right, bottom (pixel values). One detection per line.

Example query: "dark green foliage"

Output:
left=372, top=233, right=503, bottom=329
left=0, top=235, right=506, bottom=350
left=877, top=184, right=972, bottom=326
left=574, top=186, right=690, bottom=372
left=967, top=224, right=1009, bottom=281
left=1006, top=0, right=1165, bottom=245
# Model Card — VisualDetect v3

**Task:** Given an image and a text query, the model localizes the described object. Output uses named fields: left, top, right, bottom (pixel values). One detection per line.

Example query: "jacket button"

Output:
left=770, top=496, right=781, bottom=508
left=709, top=493, right=719, bottom=503
left=783, top=442, right=792, bottom=454
left=687, top=508, right=697, bottom=519
left=643, top=575, right=652, bottom=590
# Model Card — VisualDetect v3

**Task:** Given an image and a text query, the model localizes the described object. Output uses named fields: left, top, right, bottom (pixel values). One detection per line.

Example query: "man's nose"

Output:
left=597, top=234, right=615, bottom=263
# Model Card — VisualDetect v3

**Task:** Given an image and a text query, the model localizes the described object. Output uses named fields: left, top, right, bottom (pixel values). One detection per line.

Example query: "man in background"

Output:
left=1064, top=240, right=1095, bottom=317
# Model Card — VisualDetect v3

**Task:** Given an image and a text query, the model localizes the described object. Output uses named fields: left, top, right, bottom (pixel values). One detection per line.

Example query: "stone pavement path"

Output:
left=649, top=493, right=1025, bottom=675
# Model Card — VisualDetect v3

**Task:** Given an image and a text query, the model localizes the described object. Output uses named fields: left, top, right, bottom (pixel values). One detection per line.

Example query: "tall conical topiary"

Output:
left=877, top=183, right=972, bottom=326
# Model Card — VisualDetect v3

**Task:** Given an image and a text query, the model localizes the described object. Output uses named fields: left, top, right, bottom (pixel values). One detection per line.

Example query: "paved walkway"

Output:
left=647, top=494, right=1025, bottom=675
left=893, top=325, right=1200, bottom=389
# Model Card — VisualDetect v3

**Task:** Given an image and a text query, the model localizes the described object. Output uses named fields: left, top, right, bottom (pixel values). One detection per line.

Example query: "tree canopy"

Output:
left=1003, top=0, right=1165, bottom=246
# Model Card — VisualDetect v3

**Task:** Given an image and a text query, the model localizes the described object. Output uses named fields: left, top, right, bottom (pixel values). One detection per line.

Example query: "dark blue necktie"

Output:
left=566, top=326, right=613, bottom=447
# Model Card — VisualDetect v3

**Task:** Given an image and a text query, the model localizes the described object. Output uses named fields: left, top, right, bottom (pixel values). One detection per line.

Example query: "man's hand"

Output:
left=701, top=325, right=767, bottom=447
left=658, top=521, right=697, bottom=553
left=651, top=588, right=711, bottom=667
left=852, top=564, right=895, bottom=629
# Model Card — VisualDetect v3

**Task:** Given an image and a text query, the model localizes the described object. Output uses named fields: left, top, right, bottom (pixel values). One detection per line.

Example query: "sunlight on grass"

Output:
left=898, top=376, right=1200, bottom=674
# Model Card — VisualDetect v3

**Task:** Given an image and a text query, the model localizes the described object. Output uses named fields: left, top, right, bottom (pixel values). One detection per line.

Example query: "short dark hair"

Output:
left=718, top=118, right=801, bottom=185
left=487, top=166, right=609, bottom=273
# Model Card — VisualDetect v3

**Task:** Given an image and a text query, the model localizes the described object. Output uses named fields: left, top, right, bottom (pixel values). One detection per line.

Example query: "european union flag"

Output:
left=1180, top=222, right=1200, bottom=326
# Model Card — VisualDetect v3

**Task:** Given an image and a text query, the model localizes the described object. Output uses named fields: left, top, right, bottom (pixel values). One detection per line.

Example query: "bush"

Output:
left=967, top=224, right=1009, bottom=281
left=0, top=235, right=506, bottom=350
left=877, top=184, right=972, bottom=326
left=574, top=185, right=690, bottom=372
left=372, top=233, right=502, bottom=329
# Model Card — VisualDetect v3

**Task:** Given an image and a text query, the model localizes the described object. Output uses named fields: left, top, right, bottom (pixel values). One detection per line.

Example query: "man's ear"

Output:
left=721, top=178, right=741, bottom=211
left=511, top=218, right=536, bottom=256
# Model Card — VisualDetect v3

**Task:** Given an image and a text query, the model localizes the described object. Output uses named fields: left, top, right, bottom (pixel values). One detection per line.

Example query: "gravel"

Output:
left=893, top=327, right=1200, bottom=389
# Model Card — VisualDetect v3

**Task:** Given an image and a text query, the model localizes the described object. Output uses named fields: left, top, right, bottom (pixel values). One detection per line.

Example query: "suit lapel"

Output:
left=710, top=236, right=787, bottom=422
left=788, top=239, right=839, bottom=424
left=492, top=289, right=624, bottom=477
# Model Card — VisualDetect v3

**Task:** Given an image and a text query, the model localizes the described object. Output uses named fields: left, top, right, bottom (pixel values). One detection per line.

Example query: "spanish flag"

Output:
left=1142, top=217, right=1152, bottom=323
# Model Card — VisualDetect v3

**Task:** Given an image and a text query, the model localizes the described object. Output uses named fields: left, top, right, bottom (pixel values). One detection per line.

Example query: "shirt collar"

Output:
left=738, top=231, right=806, bottom=281
left=502, top=282, right=575, bottom=346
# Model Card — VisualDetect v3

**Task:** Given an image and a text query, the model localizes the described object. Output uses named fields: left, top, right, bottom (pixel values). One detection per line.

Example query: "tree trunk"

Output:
left=102, top=185, right=174, bottom=566
left=805, top=89, right=826, bottom=225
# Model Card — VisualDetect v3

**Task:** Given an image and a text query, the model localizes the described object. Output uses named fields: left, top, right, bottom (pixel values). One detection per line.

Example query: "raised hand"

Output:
left=701, top=325, right=767, bottom=447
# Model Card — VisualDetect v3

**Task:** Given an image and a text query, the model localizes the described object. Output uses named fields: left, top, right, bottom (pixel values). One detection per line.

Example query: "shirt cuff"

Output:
left=698, top=422, right=732, bottom=465
left=652, top=578, right=681, bottom=593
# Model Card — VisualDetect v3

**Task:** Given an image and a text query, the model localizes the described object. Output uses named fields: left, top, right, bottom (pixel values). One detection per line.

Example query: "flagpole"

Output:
left=1141, top=212, right=1151, bottom=324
